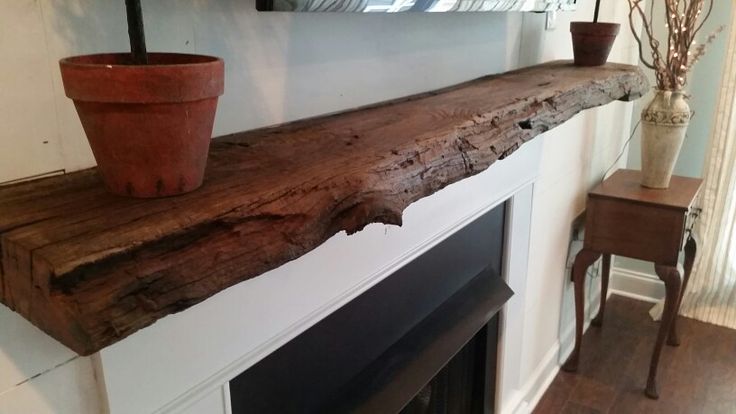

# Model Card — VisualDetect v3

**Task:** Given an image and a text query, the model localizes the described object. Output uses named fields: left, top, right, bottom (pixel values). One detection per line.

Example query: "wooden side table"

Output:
left=562, top=169, right=702, bottom=399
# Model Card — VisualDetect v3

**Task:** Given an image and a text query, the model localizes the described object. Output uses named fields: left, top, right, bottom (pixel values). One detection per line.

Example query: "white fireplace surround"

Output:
left=89, top=136, right=544, bottom=414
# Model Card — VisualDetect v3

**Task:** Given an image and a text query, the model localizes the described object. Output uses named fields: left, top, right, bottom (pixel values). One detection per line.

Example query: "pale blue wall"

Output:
left=617, top=1, right=732, bottom=276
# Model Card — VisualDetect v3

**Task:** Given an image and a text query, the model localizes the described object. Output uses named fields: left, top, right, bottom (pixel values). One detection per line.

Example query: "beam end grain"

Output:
left=0, top=61, right=648, bottom=355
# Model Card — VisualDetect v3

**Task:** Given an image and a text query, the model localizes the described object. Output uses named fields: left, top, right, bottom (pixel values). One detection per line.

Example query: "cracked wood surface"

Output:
left=0, top=61, right=648, bottom=355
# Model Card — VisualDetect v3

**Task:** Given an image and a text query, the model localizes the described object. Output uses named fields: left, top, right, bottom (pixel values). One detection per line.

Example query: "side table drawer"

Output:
left=584, top=197, right=686, bottom=265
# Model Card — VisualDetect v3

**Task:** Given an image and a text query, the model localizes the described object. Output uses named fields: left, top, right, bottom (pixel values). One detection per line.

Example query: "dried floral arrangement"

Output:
left=627, top=0, right=723, bottom=91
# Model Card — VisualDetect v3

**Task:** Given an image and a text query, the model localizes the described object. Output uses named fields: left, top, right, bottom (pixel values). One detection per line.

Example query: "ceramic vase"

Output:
left=640, top=90, right=691, bottom=189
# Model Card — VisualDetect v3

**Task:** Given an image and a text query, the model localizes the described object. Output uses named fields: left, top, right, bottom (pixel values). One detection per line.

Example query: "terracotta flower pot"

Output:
left=570, top=22, right=620, bottom=66
left=59, top=53, right=224, bottom=198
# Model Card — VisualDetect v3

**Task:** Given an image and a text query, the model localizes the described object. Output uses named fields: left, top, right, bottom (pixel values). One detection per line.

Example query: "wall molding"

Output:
left=512, top=266, right=667, bottom=413
left=504, top=284, right=605, bottom=414
left=610, top=266, right=663, bottom=304
left=495, top=183, right=536, bottom=414
left=512, top=343, right=560, bottom=414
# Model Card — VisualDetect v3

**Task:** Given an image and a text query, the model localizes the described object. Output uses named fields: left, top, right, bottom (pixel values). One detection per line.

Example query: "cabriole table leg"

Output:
left=562, top=248, right=601, bottom=373
left=592, top=254, right=611, bottom=327
left=646, top=264, right=683, bottom=399
left=668, top=235, right=697, bottom=347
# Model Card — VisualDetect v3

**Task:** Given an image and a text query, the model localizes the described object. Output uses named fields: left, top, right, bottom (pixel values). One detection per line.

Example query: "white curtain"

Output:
left=674, top=5, right=736, bottom=329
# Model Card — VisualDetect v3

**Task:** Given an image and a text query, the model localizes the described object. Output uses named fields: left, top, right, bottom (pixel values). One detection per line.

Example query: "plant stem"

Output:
left=594, top=0, right=601, bottom=23
left=125, top=0, right=148, bottom=64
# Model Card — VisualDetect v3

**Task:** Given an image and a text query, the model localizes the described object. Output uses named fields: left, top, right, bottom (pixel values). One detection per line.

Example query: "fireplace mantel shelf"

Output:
left=0, top=61, right=647, bottom=355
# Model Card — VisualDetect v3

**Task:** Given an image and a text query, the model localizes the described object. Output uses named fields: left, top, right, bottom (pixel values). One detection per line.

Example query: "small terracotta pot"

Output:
left=570, top=22, right=620, bottom=66
left=59, top=53, right=224, bottom=198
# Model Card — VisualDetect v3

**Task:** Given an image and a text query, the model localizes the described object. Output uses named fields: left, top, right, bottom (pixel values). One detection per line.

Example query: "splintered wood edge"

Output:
left=0, top=61, right=648, bottom=355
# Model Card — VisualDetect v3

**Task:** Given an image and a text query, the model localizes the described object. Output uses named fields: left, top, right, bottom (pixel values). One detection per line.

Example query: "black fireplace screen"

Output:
left=401, top=318, right=498, bottom=414
left=229, top=202, right=510, bottom=413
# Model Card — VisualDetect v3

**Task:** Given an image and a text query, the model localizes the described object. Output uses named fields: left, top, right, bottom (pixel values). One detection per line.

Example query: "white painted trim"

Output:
left=609, top=290, right=661, bottom=304
left=158, top=176, right=539, bottom=414
left=90, top=354, right=111, bottom=414
left=502, top=390, right=525, bottom=414
left=503, top=286, right=606, bottom=414
left=222, top=384, right=232, bottom=414
left=505, top=283, right=660, bottom=414
left=610, top=266, right=663, bottom=303
left=496, top=184, right=535, bottom=414
left=519, top=344, right=560, bottom=414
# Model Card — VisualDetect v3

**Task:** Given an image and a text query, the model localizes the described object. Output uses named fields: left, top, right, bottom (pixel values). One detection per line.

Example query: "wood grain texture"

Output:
left=590, top=169, right=702, bottom=211
left=585, top=169, right=702, bottom=265
left=586, top=198, right=685, bottom=264
left=535, top=296, right=736, bottom=414
left=0, top=61, right=648, bottom=355
left=567, top=170, right=703, bottom=398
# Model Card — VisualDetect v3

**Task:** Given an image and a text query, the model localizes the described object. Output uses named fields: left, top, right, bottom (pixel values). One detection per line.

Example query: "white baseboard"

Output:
left=505, top=267, right=666, bottom=414
left=506, top=289, right=605, bottom=414
left=514, top=344, right=560, bottom=414
left=610, top=266, right=663, bottom=303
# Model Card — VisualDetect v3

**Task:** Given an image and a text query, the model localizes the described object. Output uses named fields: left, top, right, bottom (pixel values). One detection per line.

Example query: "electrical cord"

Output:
left=601, top=120, right=640, bottom=182
left=603, top=110, right=698, bottom=182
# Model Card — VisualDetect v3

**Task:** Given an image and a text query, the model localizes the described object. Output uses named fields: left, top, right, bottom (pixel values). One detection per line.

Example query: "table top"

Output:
left=590, top=169, right=703, bottom=210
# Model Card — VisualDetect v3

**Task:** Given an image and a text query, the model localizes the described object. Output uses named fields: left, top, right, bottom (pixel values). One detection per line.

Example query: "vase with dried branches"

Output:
left=628, top=0, right=721, bottom=188
left=570, top=0, right=620, bottom=66
left=58, top=0, right=225, bottom=198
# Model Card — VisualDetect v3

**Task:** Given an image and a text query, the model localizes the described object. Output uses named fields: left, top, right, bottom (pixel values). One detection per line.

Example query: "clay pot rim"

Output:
left=570, top=21, right=621, bottom=36
left=59, top=52, right=224, bottom=104
left=60, top=52, right=223, bottom=69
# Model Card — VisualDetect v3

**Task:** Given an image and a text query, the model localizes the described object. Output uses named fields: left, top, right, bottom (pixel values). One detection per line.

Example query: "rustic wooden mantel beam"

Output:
left=0, top=61, right=648, bottom=355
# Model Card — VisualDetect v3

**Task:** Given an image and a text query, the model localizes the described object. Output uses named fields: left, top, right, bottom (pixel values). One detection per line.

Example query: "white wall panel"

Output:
left=0, top=0, right=65, bottom=183
left=0, top=357, right=102, bottom=414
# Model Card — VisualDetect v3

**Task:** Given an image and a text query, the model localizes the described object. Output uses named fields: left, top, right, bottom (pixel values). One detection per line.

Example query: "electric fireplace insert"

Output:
left=230, top=202, right=511, bottom=413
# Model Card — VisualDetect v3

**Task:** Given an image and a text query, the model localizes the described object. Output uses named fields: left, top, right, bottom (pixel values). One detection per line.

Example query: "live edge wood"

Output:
left=0, top=61, right=647, bottom=355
